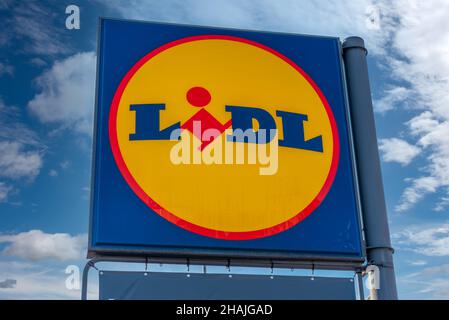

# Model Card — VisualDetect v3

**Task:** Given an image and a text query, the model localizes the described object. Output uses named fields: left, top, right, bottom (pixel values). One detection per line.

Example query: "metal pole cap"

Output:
left=342, top=36, right=367, bottom=54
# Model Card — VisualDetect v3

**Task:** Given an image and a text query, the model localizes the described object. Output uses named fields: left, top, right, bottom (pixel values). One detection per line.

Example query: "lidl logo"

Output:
left=109, top=35, right=339, bottom=240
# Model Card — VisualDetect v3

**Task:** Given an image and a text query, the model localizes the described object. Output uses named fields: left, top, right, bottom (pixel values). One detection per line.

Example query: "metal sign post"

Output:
left=342, top=37, right=398, bottom=300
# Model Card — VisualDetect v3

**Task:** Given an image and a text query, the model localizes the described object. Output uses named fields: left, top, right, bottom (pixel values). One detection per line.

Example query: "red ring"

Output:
left=109, top=35, right=340, bottom=240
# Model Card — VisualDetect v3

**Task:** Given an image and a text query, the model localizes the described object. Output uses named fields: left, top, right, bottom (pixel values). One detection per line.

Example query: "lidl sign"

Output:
left=89, top=19, right=364, bottom=261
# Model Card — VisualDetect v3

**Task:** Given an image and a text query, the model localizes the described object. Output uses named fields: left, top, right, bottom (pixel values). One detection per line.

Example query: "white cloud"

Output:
left=435, top=194, right=449, bottom=212
left=0, top=230, right=87, bottom=261
left=396, top=177, right=440, bottom=212
left=407, top=260, right=428, bottom=266
left=28, top=52, right=96, bottom=135
left=29, top=57, right=47, bottom=68
left=0, top=182, right=12, bottom=202
left=0, top=99, right=44, bottom=202
left=3, top=2, right=69, bottom=55
left=48, top=169, right=58, bottom=177
left=379, top=138, right=421, bottom=166
left=374, top=86, right=411, bottom=113
left=377, top=1, right=449, bottom=211
left=399, top=264, right=449, bottom=299
left=0, top=62, right=13, bottom=76
left=0, top=261, right=96, bottom=299
left=388, top=1, right=449, bottom=118
left=0, top=98, right=41, bottom=147
left=60, top=160, right=70, bottom=170
left=0, top=141, right=43, bottom=181
left=396, top=112, right=449, bottom=211
left=393, top=222, right=449, bottom=256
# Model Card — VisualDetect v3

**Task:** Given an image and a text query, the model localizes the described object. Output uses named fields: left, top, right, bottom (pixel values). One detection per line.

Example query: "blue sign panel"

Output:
left=89, top=18, right=364, bottom=262
left=99, top=271, right=356, bottom=300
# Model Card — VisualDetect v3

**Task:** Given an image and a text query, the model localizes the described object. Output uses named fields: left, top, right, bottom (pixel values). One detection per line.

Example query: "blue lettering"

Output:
left=276, top=110, right=323, bottom=152
left=225, top=105, right=276, bottom=143
left=129, top=104, right=180, bottom=141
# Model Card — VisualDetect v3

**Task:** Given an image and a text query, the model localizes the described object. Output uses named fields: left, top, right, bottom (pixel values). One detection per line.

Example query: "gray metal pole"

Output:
left=81, top=259, right=96, bottom=300
left=342, top=36, right=398, bottom=300
left=356, top=272, right=365, bottom=300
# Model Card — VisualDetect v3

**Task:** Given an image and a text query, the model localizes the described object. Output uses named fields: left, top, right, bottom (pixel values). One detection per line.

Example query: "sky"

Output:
left=1, top=0, right=449, bottom=299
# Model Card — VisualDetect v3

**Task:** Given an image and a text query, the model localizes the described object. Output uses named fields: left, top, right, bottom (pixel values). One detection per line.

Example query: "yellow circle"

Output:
left=113, top=37, right=335, bottom=236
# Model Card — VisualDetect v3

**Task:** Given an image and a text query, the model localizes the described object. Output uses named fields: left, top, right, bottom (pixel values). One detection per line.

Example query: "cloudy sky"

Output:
left=1, top=0, right=449, bottom=299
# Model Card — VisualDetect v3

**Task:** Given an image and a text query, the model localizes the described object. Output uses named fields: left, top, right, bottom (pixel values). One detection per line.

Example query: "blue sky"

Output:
left=1, top=0, right=449, bottom=299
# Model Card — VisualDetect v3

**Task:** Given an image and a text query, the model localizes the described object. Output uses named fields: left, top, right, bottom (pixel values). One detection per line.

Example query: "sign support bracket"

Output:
left=81, top=255, right=366, bottom=300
